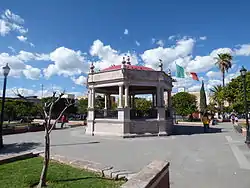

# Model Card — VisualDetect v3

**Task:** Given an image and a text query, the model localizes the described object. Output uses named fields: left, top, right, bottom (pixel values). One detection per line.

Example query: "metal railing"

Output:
left=94, top=109, right=118, bottom=119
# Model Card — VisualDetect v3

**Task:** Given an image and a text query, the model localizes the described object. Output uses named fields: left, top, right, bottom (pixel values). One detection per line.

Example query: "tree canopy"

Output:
left=210, top=71, right=250, bottom=114
left=200, top=81, right=207, bottom=115
left=215, top=53, right=233, bottom=87
left=172, top=92, right=197, bottom=117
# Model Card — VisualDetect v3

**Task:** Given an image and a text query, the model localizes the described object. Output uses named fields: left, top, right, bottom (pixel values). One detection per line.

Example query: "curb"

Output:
left=39, top=154, right=135, bottom=180
left=0, top=151, right=42, bottom=165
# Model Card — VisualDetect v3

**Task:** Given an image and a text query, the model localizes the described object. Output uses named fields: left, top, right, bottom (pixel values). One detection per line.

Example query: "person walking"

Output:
left=61, top=115, right=66, bottom=128
left=202, top=112, right=210, bottom=133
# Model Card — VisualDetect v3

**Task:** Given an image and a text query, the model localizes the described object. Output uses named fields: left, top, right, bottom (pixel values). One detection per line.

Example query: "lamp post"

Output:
left=240, top=66, right=250, bottom=144
left=0, top=63, right=10, bottom=149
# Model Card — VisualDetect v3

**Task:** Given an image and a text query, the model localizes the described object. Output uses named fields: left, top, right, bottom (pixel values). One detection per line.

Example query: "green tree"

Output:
left=210, top=85, right=224, bottom=114
left=77, top=98, right=88, bottom=114
left=215, top=53, right=233, bottom=87
left=172, top=92, right=197, bottom=118
left=200, top=81, right=207, bottom=115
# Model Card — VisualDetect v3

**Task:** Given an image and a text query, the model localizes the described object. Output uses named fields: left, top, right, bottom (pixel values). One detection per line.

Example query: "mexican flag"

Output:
left=176, top=64, right=199, bottom=81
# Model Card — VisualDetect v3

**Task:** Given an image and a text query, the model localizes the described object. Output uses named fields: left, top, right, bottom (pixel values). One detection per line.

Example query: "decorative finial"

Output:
left=127, top=56, right=131, bottom=65
left=159, top=59, right=163, bottom=71
left=90, top=62, right=95, bottom=73
left=167, top=69, right=171, bottom=76
left=122, top=57, right=126, bottom=65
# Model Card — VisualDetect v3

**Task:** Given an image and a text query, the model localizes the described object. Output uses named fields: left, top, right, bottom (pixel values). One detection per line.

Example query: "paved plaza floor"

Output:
left=1, top=123, right=250, bottom=188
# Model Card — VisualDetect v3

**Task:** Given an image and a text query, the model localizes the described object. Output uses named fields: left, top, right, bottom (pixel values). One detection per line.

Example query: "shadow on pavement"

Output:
left=0, top=142, right=41, bottom=154
left=173, top=125, right=222, bottom=135
left=51, top=141, right=100, bottom=147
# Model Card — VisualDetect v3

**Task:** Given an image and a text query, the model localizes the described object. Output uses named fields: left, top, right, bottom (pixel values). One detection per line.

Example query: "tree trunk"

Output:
left=222, top=71, right=225, bottom=88
left=37, top=130, right=50, bottom=188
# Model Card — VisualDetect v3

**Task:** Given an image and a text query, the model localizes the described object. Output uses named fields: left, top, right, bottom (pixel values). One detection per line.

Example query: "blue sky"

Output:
left=0, top=0, right=250, bottom=97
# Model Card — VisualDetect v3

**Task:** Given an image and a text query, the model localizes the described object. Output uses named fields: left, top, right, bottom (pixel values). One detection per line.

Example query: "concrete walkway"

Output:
left=1, top=123, right=250, bottom=188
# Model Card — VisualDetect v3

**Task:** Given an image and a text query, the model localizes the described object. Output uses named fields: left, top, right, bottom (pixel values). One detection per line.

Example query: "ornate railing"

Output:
left=94, top=109, right=118, bottom=119
left=130, top=108, right=157, bottom=119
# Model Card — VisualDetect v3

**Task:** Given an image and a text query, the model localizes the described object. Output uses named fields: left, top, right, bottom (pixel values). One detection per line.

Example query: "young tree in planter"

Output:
left=16, top=91, right=74, bottom=188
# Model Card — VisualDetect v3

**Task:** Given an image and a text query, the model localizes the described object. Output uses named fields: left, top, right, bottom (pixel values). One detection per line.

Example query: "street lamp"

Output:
left=240, top=66, right=250, bottom=144
left=0, top=63, right=10, bottom=148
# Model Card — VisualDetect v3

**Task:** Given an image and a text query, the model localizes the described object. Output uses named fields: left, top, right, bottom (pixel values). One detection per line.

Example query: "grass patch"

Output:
left=0, top=157, right=124, bottom=188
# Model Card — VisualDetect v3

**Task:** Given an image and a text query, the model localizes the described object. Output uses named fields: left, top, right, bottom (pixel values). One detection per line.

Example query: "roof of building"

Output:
left=102, top=64, right=154, bottom=72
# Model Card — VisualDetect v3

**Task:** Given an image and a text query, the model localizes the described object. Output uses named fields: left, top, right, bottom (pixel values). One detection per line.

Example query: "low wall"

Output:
left=121, top=160, right=170, bottom=188
left=130, top=120, right=159, bottom=134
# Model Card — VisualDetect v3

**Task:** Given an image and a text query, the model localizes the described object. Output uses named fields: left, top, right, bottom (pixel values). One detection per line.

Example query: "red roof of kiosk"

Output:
left=102, top=64, right=154, bottom=72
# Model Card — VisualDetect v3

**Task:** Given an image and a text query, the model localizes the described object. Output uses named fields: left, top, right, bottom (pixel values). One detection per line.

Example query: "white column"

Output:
left=168, top=91, right=172, bottom=108
left=88, top=89, right=92, bottom=108
left=104, top=94, right=108, bottom=109
left=124, top=85, right=129, bottom=107
left=91, top=88, right=95, bottom=108
left=118, top=85, right=123, bottom=108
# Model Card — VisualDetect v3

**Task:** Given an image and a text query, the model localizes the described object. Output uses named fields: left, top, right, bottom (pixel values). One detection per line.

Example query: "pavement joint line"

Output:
left=225, top=136, right=250, bottom=170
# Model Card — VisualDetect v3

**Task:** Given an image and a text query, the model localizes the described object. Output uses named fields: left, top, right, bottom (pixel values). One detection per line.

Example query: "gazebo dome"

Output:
left=102, top=64, right=154, bottom=72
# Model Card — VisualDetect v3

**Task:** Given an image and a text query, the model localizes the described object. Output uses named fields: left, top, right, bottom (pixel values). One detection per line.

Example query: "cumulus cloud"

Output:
left=43, top=47, right=88, bottom=78
left=90, top=39, right=139, bottom=70
left=168, top=35, right=175, bottom=40
left=0, top=9, right=28, bottom=36
left=71, top=75, right=87, bottom=85
left=135, top=41, right=140, bottom=46
left=234, top=44, right=250, bottom=56
left=199, top=36, right=207, bottom=40
left=23, top=65, right=41, bottom=80
left=141, top=37, right=195, bottom=70
left=206, top=71, right=221, bottom=79
left=156, top=40, right=164, bottom=47
left=124, top=29, right=128, bottom=35
left=17, top=35, right=27, bottom=42
left=0, top=51, right=46, bottom=78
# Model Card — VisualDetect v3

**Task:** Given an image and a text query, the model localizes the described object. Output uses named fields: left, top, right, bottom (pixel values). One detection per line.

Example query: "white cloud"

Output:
left=23, top=65, right=41, bottom=80
left=71, top=75, right=87, bottom=85
left=141, top=37, right=195, bottom=70
left=8, top=46, right=15, bottom=53
left=156, top=40, right=164, bottom=47
left=0, top=9, right=28, bottom=36
left=43, top=47, right=88, bottom=78
left=168, top=35, right=175, bottom=40
left=17, top=35, right=27, bottom=42
left=2, top=9, right=24, bottom=24
left=90, top=39, right=139, bottom=70
left=151, top=38, right=156, bottom=44
left=0, top=19, right=11, bottom=36
left=188, top=85, right=201, bottom=92
left=0, top=51, right=47, bottom=79
left=234, top=44, right=250, bottom=56
left=199, top=36, right=207, bottom=40
left=135, top=41, right=140, bottom=46
left=206, top=71, right=221, bottom=79
left=210, top=48, right=233, bottom=57
left=124, top=29, right=128, bottom=35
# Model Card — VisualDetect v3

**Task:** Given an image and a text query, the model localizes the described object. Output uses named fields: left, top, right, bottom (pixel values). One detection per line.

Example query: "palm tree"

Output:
left=210, top=85, right=224, bottom=115
left=215, top=53, right=233, bottom=87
